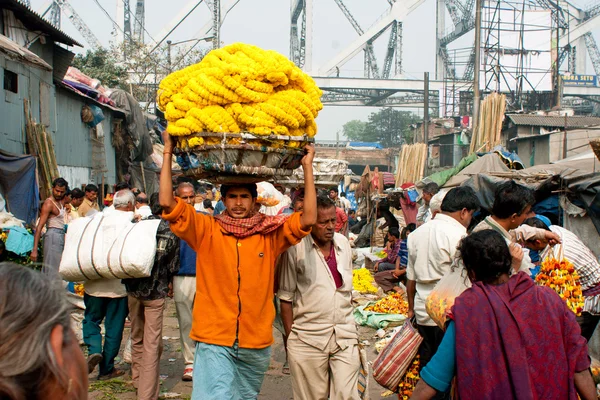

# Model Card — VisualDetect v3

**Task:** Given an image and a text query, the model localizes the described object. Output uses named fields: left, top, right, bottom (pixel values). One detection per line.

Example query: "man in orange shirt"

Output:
left=159, top=132, right=316, bottom=399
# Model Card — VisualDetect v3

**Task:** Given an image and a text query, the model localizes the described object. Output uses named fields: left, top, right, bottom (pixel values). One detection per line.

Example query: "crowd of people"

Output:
left=1, top=138, right=599, bottom=399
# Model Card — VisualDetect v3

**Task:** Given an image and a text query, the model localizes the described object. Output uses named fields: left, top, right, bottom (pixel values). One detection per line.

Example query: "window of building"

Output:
left=3, top=69, right=18, bottom=93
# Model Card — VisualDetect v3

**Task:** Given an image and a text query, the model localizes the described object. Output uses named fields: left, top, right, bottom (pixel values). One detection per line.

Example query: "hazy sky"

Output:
left=30, top=0, right=596, bottom=140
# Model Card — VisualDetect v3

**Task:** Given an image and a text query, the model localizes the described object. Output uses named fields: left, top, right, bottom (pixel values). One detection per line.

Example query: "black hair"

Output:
left=329, top=187, right=339, bottom=193
left=348, top=209, right=356, bottom=215
left=423, top=182, right=440, bottom=195
left=70, top=188, right=84, bottom=199
left=340, top=192, right=346, bottom=197
left=317, top=194, right=336, bottom=209
left=115, top=182, right=131, bottom=191
left=523, top=217, right=551, bottom=231
left=491, top=181, right=535, bottom=219
left=52, top=178, right=68, bottom=188
left=220, top=183, right=258, bottom=199
left=149, top=192, right=162, bottom=216
left=401, top=223, right=417, bottom=240
left=388, top=227, right=400, bottom=239
left=85, top=184, right=98, bottom=193
left=440, top=186, right=480, bottom=213
left=132, top=188, right=142, bottom=196
left=136, top=195, right=149, bottom=204
left=203, top=199, right=214, bottom=210
left=459, top=230, right=512, bottom=284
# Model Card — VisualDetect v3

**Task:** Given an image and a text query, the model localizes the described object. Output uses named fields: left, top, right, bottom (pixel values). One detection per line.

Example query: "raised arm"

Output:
left=159, top=131, right=177, bottom=213
left=299, top=144, right=317, bottom=230
left=30, top=200, right=52, bottom=262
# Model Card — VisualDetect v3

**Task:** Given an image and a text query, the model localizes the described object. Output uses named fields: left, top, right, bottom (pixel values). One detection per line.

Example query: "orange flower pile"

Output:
left=398, top=356, right=420, bottom=399
left=535, top=256, right=584, bottom=316
left=74, top=283, right=84, bottom=297
left=365, top=293, right=408, bottom=315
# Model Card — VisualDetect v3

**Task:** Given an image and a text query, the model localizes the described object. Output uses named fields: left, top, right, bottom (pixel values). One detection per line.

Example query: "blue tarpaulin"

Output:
left=349, top=142, right=384, bottom=149
left=0, top=150, right=39, bottom=225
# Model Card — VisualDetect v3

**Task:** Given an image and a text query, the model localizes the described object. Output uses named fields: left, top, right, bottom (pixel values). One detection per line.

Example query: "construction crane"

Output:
left=133, top=0, right=145, bottom=43
left=42, top=0, right=103, bottom=49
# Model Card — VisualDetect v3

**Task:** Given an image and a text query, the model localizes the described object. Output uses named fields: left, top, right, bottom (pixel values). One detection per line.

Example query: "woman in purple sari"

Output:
left=411, top=230, right=596, bottom=400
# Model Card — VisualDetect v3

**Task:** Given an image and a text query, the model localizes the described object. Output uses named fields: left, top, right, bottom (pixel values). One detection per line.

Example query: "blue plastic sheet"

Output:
left=0, top=151, right=39, bottom=225
left=5, top=226, right=34, bottom=256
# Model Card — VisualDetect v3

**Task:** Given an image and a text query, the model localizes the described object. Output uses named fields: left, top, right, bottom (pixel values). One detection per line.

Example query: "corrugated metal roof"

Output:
left=0, top=32, right=51, bottom=70
left=0, top=0, right=82, bottom=47
left=507, top=114, right=600, bottom=128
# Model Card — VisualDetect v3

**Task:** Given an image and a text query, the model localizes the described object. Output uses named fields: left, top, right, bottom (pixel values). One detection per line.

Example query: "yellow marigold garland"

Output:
left=364, top=293, right=408, bottom=315
left=158, top=42, right=323, bottom=142
left=352, top=268, right=378, bottom=294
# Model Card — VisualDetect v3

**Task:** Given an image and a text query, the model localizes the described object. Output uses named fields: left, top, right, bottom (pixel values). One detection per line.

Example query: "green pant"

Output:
left=83, top=294, right=129, bottom=375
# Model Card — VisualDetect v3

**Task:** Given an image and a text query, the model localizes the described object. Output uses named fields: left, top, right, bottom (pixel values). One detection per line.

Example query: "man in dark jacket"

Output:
left=123, top=193, right=180, bottom=399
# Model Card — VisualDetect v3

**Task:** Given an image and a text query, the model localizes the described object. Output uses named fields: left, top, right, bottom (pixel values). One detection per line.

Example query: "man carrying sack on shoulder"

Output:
left=159, top=131, right=317, bottom=400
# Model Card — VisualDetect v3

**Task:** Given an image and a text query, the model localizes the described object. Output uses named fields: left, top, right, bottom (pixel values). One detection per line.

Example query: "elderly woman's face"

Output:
left=45, top=326, right=88, bottom=400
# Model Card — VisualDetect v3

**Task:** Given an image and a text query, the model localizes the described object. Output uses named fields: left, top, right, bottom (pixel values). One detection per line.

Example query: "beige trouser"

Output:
left=287, top=332, right=360, bottom=400
left=173, top=276, right=196, bottom=366
left=129, top=296, right=165, bottom=400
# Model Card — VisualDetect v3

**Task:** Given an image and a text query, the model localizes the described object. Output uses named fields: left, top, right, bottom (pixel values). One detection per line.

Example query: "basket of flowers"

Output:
left=158, top=43, right=322, bottom=182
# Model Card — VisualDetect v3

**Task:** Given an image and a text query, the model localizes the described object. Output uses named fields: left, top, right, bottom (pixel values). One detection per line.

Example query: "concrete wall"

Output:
left=516, top=136, right=550, bottom=167
left=548, top=129, right=600, bottom=163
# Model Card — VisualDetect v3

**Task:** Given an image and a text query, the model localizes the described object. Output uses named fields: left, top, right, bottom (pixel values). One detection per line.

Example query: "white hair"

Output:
left=113, top=189, right=135, bottom=209
left=429, top=191, right=447, bottom=214
left=176, top=182, right=195, bottom=196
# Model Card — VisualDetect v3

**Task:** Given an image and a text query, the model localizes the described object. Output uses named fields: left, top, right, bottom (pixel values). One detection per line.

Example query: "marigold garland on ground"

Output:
left=398, top=356, right=420, bottom=399
left=352, top=268, right=378, bottom=294
left=365, top=293, right=408, bottom=315
left=157, top=43, right=323, bottom=146
left=535, top=256, right=584, bottom=316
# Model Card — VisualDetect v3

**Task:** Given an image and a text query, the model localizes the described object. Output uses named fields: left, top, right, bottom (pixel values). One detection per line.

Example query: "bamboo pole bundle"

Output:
left=395, top=143, right=427, bottom=186
left=470, top=92, right=506, bottom=153
left=24, top=99, right=60, bottom=199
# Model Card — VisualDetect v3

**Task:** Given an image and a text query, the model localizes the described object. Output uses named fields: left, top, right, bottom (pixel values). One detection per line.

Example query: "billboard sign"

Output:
left=561, top=74, right=598, bottom=87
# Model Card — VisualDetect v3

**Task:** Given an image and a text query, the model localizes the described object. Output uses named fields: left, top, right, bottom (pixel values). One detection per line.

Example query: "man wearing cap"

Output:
left=159, top=132, right=317, bottom=399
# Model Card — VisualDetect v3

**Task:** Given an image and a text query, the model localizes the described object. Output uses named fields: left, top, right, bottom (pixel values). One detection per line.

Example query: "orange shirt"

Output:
left=163, top=198, right=310, bottom=349
left=335, top=207, right=348, bottom=233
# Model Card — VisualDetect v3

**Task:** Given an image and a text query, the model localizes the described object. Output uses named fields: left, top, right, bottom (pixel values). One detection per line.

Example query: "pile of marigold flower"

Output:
left=398, top=356, right=420, bottom=399
left=365, top=293, right=408, bottom=315
left=73, top=283, right=85, bottom=297
left=158, top=43, right=323, bottom=147
left=353, top=268, right=378, bottom=294
left=535, top=256, right=584, bottom=316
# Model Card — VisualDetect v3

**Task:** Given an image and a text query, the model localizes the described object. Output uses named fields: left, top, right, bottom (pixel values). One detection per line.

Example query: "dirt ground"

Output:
left=86, top=299, right=391, bottom=400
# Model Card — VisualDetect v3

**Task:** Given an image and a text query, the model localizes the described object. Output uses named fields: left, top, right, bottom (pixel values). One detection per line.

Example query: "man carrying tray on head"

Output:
left=159, top=132, right=317, bottom=400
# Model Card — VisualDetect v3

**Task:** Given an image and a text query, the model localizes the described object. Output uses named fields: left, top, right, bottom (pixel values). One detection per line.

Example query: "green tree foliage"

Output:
left=72, top=48, right=128, bottom=89
left=342, top=108, right=420, bottom=147
left=342, top=120, right=367, bottom=141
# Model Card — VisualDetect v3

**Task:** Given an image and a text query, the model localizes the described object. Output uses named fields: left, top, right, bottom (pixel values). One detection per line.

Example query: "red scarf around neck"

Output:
left=213, top=211, right=291, bottom=238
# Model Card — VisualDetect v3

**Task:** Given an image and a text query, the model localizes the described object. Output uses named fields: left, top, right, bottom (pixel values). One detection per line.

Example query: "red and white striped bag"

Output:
left=372, top=319, right=423, bottom=391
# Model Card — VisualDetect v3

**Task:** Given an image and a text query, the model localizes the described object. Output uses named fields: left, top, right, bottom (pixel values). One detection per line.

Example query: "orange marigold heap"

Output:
left=535, top=256, right=584, bottom=316
left=365, top=293, right=408, bottom=315
left=398, top=356, right=420, bottom=399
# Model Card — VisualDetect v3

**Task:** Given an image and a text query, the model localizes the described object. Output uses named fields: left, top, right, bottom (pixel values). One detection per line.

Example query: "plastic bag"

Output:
left=425, top=265, right=471, bottom=329
left=256, top=182, right=284, bottom=208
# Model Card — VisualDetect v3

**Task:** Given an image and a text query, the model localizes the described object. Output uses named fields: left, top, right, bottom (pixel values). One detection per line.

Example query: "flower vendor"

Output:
left=523, top=215, right=600, bottom=341
left=158, top=131, right=316, bottom=399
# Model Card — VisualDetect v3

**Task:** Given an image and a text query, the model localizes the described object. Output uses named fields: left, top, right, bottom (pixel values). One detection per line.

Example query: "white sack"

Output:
left=59, top=212, right=160, bottom=282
